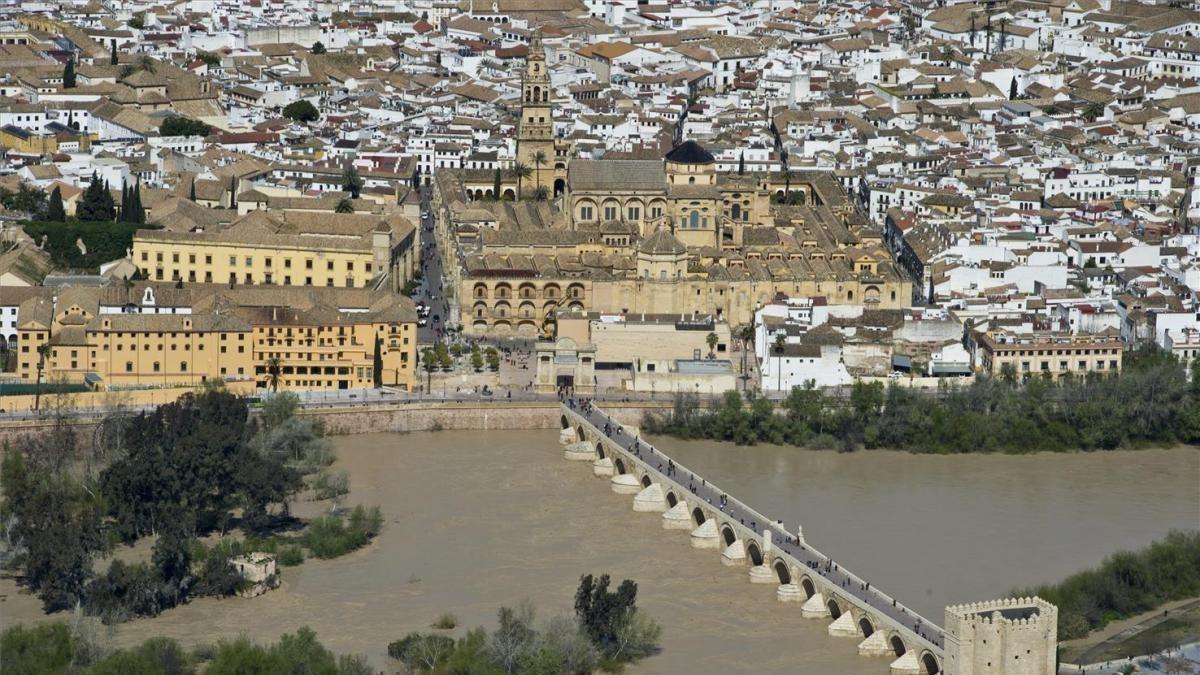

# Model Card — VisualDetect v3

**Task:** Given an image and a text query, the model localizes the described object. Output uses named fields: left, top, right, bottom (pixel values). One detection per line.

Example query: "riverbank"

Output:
left=1060, top=598, right=1200, bottom=664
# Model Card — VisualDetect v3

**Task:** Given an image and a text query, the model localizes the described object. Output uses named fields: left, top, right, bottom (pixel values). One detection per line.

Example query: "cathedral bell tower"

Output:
left=517, top=29, right=557, bottom=196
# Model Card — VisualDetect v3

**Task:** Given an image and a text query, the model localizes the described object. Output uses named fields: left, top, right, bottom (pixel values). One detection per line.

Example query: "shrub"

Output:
left=387, top=633, right=455, bottom=671
left=312, top=470, right=350, bottom=501
left=192, top=551, right=243, bottom=598
left=276, top=544, right=305, bottom=567
left=302, top=506, right=382, bottom=559
left=0, top=622, right=74, bottom=675
left=432, top=612, right=458, bottom=630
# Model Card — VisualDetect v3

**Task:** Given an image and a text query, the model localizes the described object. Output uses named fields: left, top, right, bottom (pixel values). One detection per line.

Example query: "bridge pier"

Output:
left=777, top=583, right=804, bottom=603
left=661, top=502, right=691, bottom=529
left=633, top=483, right=668, bottom=512
left=720, top=539, right=745, bottom=566
left=689, top=519, right=719, bottom=549
left=889, top=651, right=920, bottom=674
left=610, top=473, right=640, bottom=494
left=559, top=427, right=577, bottom=445
left=828, top=612, right=860, bottom=637
left=801, top=592, right=830, bottom=618
left=748, top=565, right=775, bottom=584
left=564, top=441, right=596, bottom=461
left=592, top=456, right=614, bottom=477
left=857, top=631, right=891, bottom=656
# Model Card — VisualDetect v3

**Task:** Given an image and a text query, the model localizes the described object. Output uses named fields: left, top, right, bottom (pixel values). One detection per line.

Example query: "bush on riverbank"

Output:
left=302, top=505, right=383, bottom=559
left=1014, top=530, right=1200, bottom=640
left=643, top=347, right=1200, bottom=452
left=0, top=622, right=372, bottom=674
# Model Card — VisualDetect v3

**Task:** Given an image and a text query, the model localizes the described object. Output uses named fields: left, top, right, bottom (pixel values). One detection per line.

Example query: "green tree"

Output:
left=706, top=331, right=718, bottom=357
left=492, top=167, right=502, bottom=200
left=1, top=449, right=107, bottom=611
left=110, top=40, right=118, bottom=66
left=0, top=622, right=75, bottom=674
left=160, top=116, right=211, bottom=137
left=282, top=100, right=320, bottom=123
left=471, top=344, right=484, bottom=372
left=62, top=58, right=75, bottom=88
left=421, top=347, right=437, bottom=392
left=486, top=347, right=500, bottom=371
left=532, top=150, right=548, bottom=198
left=738, top=152, right=745, bottom=176
left=1083, top=102, right=1105, bottom=121
left=341, top=165, right=364, bottom=199
left=267, top=356, right=282, bottom=392
left=46, top=185, right=65, bottom=222
left=373, top=337, right=383, bottom=388
left=335, top=197, right=354, bottom=213
left=508, top=162, right=531, bottom=200
left=573, top=573, right=640, bottom=659
left=311, top=41, right=327, bottom=54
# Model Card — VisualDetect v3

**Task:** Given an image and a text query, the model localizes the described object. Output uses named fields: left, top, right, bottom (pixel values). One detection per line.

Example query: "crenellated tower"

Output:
left=943, top=597, right=1058, bottom=675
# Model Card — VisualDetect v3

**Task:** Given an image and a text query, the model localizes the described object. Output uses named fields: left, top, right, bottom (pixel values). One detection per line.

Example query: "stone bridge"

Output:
left=561, top=403, right=945, bottom=674
left=559, top=404, right=1060, bottom=675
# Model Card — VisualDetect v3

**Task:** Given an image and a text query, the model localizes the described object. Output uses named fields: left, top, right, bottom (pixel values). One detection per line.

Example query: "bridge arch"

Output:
left=920, top=651, right=940, bottom=675
left=576, top=425, right=586, bottom=442
left=858, top=616, right=875, bottom=638
left=595, top=442, right=605, bottom=459
left=827, top=597, right=843, bottom=619
left=640, top=474, right=652, bottom=488
left=772, top=559, right=791, bottom=584
left=720, top=524, right=737, bottom=547
left=800, top=576, right=816, bottom=598
left=614, top=458, right=627, bottom=475
left=692, top=507, right=706, bottom=526
left=666, top=491, right=678, bottom=508
left=560, top=414, right=569, bottom=429
left=745, top=541, right=764, bottom=567
left=889, top=634, right=906, bottom=657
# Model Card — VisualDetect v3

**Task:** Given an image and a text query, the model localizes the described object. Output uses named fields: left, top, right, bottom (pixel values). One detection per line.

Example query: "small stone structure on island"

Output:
left=231, top=552, right=279, bottom=598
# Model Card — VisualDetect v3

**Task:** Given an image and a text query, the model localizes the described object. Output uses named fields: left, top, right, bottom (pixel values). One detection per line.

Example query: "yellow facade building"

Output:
left=16, top=284, right=417, bottom=391
left=131, top=208, right=418, bottom=292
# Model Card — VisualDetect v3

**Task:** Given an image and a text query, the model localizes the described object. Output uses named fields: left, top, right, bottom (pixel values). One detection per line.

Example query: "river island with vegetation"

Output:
left=643, top=347, right=1200, bottom=452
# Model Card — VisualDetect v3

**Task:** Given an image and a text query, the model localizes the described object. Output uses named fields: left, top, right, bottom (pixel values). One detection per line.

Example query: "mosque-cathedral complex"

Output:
left=434, top=30, right=911, bottom=338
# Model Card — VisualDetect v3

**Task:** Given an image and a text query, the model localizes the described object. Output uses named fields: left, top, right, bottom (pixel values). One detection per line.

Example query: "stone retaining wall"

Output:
left=0, top=401, right=669, bottom=446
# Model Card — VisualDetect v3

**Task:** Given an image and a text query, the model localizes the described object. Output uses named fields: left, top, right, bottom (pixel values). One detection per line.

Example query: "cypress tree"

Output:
left=492, top=167, right=501, bottom=200
left=373, top=337, right=383, bottom=388
left=132, top=181, right=144, bottom=224
left=110, top=41, right=118, bottom=66
left=120, top=181, right=129, bottom=222
left=62, top=58, right=76, bottom=88
left=738, top=152, right=745, bottom=176
left=47, top=186, right=66, bottom=222
left=100, top=180, right=115, bottom=221
left=189, top=177, right=197, bottom=202
left=1009, top=77, right=1018, bottom=100
left=78, top=172, right=103, bottom=221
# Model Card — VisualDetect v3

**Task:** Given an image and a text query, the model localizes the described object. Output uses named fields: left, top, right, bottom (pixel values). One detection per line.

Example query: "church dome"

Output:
left=638, top=229, right=687, bottom=256
left=664, top=140, right=715, bottom=165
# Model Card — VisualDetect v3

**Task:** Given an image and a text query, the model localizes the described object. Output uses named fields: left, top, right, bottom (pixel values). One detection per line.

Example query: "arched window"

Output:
left=731, top=204, right=741, bottom=220
left=153, top=361, right=161, bottom=372
left=689, top=211, right=700, bottom=229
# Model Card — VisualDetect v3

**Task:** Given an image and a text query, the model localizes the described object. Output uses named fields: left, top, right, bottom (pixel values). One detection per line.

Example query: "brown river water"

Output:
left=1, top=430, right=1197, bottom=674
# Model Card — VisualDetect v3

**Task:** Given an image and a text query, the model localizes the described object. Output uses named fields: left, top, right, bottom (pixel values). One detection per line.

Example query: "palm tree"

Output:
left=266, top=356, right=282, bottom=392
left=706, top=332, right=718, bottom=358
left=335, top=197, right=354, bottom=213
left=1083, top=102, right=1106, bottom=122
left=508, top=162, right=531, bottom=200
left=532, top=150, right=548, bottom=196
left=531, top=185, right=549, bottom=202
left=33, top=343, right=51, bottom=412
